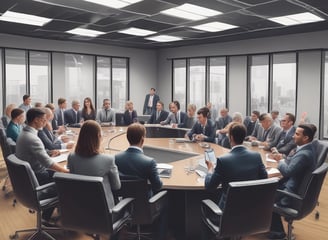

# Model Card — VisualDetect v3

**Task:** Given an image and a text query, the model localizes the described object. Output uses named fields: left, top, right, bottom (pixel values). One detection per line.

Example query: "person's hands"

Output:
left=50, top=150, right=60, bottom=157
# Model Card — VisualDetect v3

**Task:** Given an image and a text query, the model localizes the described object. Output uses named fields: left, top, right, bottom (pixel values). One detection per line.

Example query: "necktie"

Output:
left=61, top=110, right=64, bottom=125
left=174, top=113, right=178, bottom=123
left=156, top=111, right=160, bottom=120
left=105, top=110, right=108, bottom=121
left=202, top=125, right=206, bottom=134
left=263, top=129, right=269, bottom=141
left=75, top=111, right=78, bottom=123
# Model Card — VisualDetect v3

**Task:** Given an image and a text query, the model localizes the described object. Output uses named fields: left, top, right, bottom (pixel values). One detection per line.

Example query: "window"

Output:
left=112, top=58, right=128, bottom=112
left=323, top=52, right=328, bottom=138
left=173, top=59, right=187, bottom=111
left=272, top=53, right=296, bottom=116
left=0, top=49, right=2, bottom=115
left=249, top=55, right=269, bottom=114
left=96, top=56, right=111, bottom=109
left=209, top=57, right=226, bottom=113
left=29, top=51, right=51, bottom=106
left=189, top=58, right=206, bottom=109
left=5, top=49, right=27, bottom=107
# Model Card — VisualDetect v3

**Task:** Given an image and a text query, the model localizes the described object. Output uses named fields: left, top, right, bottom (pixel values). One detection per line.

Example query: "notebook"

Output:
left=157, top=163, right=173, bottom=178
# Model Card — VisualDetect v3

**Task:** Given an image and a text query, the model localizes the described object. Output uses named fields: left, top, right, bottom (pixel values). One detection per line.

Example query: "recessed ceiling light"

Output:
left=269, top=12, right=324, bottom=26
left=82, top=0, right=143, bottom=9
left=161, top=3, right=221, bottom=21
left=145, top=35, right=182, bottom=42
left=0, top=11, right=52, bottom=26
left=118, top=27, right=156, bottom=36
left=66, top=28, right=106, bottom=37
left=191, top=21, right=238, bottom=32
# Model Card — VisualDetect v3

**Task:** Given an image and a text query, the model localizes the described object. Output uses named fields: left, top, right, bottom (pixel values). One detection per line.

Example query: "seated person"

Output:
left=2, top=103, right=16, bottom=128
left=45, top=103, right=65, bottom=135
left=160, top=100, right=187, bottom=128
left=6, top=108, right=25, bottom=142
left=187, top=107, right=216, bottom=143
left=185, top=103, right=197, bottom=129
left=148, top=101, right=169, bottom=124
left=243, top=110, right=260, bottom=137
left=64, top=100, right=82, bottom=128
left=67, top=120, right=121, bottom=209
left=123, top=101, right=138, bottom=125
left=216, top=112, right=243, bottom=148
left=96, top=99, right=115, bottom=126
left=81, top=97, right=96, bottom=121
left=216, top=108, right=232, bottom=130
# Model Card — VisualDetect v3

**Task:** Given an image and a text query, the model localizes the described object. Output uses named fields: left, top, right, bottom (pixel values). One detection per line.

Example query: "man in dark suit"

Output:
left=268, top=124, right=317, bottom=240
left=160, top=100, right=187, bottom=128
left=148, top=101, right=169, bottom=124
left=123, top=101, right=138, bottom=126
left=143, top=88, right=160, bottom=115
left=64, top=100, right=82, bottom=128
left=216, top=108, right=232, bottom=130
left=54, top=98, right=67, bottom=127
left=187, top=107, right=216, bottom=143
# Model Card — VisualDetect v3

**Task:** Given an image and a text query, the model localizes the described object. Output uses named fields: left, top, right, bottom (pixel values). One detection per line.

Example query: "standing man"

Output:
left=55, top=98, right=67, bottom=127
left=96, top=99, right=116, bottom=126
left=143, top=88, right=160, bottom=115
left=19, top=94, right=32, bottom=112
left=148, top=101, right=169, bottom=124
left=268, top=124, right=317, bottom=239
left=64, top=100, right=82, bottom=128
left=160, top=100, right=187, bottom=128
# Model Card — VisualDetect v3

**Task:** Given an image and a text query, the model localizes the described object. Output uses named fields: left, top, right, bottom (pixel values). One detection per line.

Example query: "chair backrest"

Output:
left=115, top=113, right=125, bottom=126
left=114, top=178, right=153, bottom=225
left=219, top=178, right=279, bottom=238
left=293, top=163, right=328, bottom=220
left=53, top=172, right=114, bottom=235
left=0, top=128, right=11, bottom=158
left=6, top=154, right=40, bottom=210
left=312, top=140, right=328, bottom=168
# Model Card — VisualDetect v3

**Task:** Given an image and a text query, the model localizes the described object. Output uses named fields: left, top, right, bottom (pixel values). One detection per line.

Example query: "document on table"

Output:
left=51, top=153, right=69, bottom=163
left=157, top=163, right=173, bottom=178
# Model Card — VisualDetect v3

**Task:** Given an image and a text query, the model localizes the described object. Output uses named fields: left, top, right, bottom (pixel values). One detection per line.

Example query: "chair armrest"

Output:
left=201, top=199, right=222, bottom=216
left=112, top=197, right=135, bottom=224
left=149, top=190, right=168, bottom=219
left=149, top=190, right=167, bottom=204
left=35, top=182, right=56, bottom=192
left=277, top=189, right=303, bottom=201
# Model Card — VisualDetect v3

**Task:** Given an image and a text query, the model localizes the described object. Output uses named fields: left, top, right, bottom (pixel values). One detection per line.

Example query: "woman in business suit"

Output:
left=81, top=97, right=96, bottom=121
left=67, top=120, right=121, bottom=209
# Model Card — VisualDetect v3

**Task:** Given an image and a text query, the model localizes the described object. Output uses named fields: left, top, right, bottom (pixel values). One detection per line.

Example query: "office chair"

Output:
left=273, top=163, right=328, bottom=240
left=201, top=178, right=279, bottom=240
left=6, top=154, right=61, bottom=240
left=114, top=178, right=168, bottom=240
left=115, top=112, right=125, bottom=126
left=53, top=172, right=134, bottom=239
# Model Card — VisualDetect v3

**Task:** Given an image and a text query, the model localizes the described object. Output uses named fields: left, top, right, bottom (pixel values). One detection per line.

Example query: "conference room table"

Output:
left=63, top=125, right=279, bottom=240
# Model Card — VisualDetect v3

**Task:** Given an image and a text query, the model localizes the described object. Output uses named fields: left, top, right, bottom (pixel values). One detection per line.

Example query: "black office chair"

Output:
left=115, top=112, right=125, bottom=126
left=0, top=129, right=13, bottom=192
left=114, top=178, right=168, bottom=240
left=53, top=172, right=134, bottom=239
left=6, top=154, right=60, bottom=240
left=201, top=178, right=279, bottom=240
left=273, top=163, right=328, bottom=240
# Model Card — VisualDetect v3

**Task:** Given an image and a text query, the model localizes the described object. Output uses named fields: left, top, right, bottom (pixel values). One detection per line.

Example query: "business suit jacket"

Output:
left=123, top=110, right=138, bottom=126
left=276, top=126, right=296, bottom=156
left=216, top=115, right=232, bottom=130
left=161, top=111, right=188, bottom=128
left=96, top=108, right=116, bottom=124
left=64, top=108, right=82, bottom=128
left=205, top=145, right=267, bottom=209
left=55, top=108, right=65, bottom=126
left=143, top=94, right=160, bottom=115
left=187, top=119, right=216, bottom=143
left=115, top=147, right=162, bottom=193
left=148, top=110, right=169, bottom=124
left=38, top=127, right=62, bottom=150
left=255, top=124, right=282, bottom=150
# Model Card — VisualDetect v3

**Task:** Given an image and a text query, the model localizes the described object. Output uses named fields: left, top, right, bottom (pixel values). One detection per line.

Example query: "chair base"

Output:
left=10, top=226, right=61, bottom=240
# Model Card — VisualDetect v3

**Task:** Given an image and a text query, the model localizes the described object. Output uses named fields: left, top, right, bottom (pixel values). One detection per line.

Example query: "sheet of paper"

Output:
left=51, top=153, right=69, bottom=163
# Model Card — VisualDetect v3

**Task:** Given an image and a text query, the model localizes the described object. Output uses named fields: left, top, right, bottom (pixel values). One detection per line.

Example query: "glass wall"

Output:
left=0, top=49, right=2, bottom=115
left=96, top=56, right=111, bottom=109
left=112, top=58, right=128, bottom=112
left=249, top=55, right=269, bottom=114
left=173, top=59, right=187, bottom=111
left=189, top=58, right=206, bottom=109
left=5, top=49, right=27, bottom=107
left=324, top=52, right=328, bottom=138
left=209, top=57, right=226, bottom=115
left=272, top=53, right=297, bottom=116
left=29, top=51, right=51, bottom=106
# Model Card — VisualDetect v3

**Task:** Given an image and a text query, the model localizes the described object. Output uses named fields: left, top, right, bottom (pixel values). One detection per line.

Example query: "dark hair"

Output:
left=229, top=122, right=246, bottom=144
left=23, top=94, right=30, bottom=101
left=26, top=108, right=46, bottom=124
left=285, top=113, right=295, bottom=124
left=259, top=113, right=269, bottom=122
left=197, top=107, right=209, bottom=118
left=75, top=120, right=101, bottom=157
left=151, top=88, right=156, bottom=91
left=127, top=123, right=146, bottom=145
left=173, top=100, right=180, bottom=110
left=252, top=110, right=260, bottom=117
left=58, top=98, right=66, bottom=105
left=45, top=103, right=55, bottom=111
left=157, top=100, right=164, bottom=108
left=82, top=97, right=95, bottom=114
left=11, top=108, right=24, bottom=120
left=298, top=124, right=317, bottom=142
left=271, top=110, right=279, bottom=115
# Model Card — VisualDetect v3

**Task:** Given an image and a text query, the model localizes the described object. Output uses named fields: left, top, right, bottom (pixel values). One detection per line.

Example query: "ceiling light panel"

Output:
left=0, top=11, right=52, bottom=26
left=192, top=21, right=238, bottom=32
left=118, top=27, right=156, bottom=36
left=66, top=28, right=106, bottom=37
left=161, top=3, right=221, bottom=21
left=269, top=12, right=324, bottom=26
left=82, top=0, right=143, bottom=9
left=146, top=35, right=182, bottom=42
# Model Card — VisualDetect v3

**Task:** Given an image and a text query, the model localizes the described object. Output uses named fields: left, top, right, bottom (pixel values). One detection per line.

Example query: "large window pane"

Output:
left=5, top=49, right=27, bottom=106
left=272, top=53, right=296, bottom=116
left=209, top=57, right=226, bottom=117
left=0, top=49, right=2, bottom=115
left=249, top=55, right=269, bottom=114
left=30, top=51, right=51, bottom=106
left=173, top=60, right=186, bottom=111
left=97, top=56, right=111, bottom=109
left=324, top=52, right=328, bottom=138
left=112, top=58, right=128, bottom=112
left=189, top=58, right=206, bottom=109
